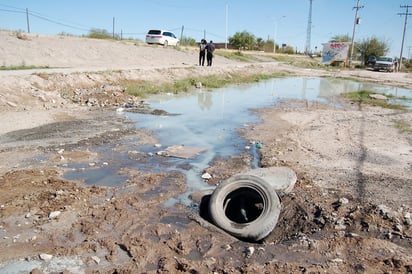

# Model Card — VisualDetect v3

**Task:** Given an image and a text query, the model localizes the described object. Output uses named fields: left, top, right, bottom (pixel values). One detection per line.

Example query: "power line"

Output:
left=0, top=4, right=100, bottom=33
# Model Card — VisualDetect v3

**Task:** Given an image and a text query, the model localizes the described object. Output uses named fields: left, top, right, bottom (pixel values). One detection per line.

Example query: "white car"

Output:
left=373, top=56, right=396, bottom=72
left=145, top=30, right=180, bottom=47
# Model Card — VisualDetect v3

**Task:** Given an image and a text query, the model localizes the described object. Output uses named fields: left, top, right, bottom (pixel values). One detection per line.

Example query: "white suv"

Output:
left=145, top=30, right=180, bottom=47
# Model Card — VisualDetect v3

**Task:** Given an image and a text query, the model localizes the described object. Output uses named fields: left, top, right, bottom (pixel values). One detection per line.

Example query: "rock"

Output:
left=48, top=211, right=61, bottom=219
left=245, top=246, right=255, bottom=258
left=39, top=253, right=53, bottom=261
left=339, top=197, right=349, bottom=204
left=369, top=94, right=388, bottom=100
left=378, top=204, right=391, bottom=216
left=30, top=268, right=42, bottom=274
left=91, top=256, right=100, bottom=264
left=201, top=172, right=212, bottom=179
left=7, top=101, right=17, bottom=107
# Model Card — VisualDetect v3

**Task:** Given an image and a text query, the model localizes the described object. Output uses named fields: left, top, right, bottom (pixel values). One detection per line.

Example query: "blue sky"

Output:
left=0, top=0, right=410, bottom=57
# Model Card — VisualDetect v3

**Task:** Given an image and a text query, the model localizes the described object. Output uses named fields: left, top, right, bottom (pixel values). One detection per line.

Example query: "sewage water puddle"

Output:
left=63, top=76, right=412, bottom=203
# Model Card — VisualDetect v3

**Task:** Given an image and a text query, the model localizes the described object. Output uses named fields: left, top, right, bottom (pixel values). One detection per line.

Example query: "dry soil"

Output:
left=0, top=30, right=411, bottom=273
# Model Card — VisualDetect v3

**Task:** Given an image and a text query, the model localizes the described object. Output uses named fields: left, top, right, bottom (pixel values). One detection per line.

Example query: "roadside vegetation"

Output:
left=0, top=64, right=50, bottom=70
left=342, top=90, right=410, bottom=110
left=393, top=119, right=412, bottom=133
left=123, top=72, right=290, bottom=98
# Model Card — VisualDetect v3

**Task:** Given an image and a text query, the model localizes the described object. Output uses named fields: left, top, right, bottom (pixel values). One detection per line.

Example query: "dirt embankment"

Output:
left=0, top=30, right=411, bottom=273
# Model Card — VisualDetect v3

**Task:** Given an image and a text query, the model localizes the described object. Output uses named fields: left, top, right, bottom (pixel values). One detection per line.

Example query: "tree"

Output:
left=180, top=36, right=197, bottom=46
left=87, top=28, right=116, bottom=39
left=229, top=31, right=256, bottom=50
left=358, top=36, right=389, bottom=62
left=329, top=34, right=351, bottom=43
left=255, top=37, right=265, bottom=51
left=278, top=45, right=295, bottom=55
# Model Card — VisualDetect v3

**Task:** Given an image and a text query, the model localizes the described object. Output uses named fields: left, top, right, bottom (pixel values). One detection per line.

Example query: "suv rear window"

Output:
left=148, top=30, right=161, bottom=35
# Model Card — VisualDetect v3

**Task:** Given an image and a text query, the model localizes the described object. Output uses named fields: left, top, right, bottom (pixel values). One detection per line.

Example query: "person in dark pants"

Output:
left=199, top=39, right=207, bottom=66
left=205, top=40, right=215, bottom=66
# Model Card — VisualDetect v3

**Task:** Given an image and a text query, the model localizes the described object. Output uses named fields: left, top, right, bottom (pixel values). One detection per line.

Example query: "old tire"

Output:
left=208, top=174, right=281, bottom=242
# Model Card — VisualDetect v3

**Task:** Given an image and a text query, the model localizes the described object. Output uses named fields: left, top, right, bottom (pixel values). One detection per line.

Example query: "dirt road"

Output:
left=0, top=30, right=411, bottom=273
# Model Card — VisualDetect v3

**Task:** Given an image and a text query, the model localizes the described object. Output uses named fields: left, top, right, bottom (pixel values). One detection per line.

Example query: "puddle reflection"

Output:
left=63, top=77, right=412, bottom=202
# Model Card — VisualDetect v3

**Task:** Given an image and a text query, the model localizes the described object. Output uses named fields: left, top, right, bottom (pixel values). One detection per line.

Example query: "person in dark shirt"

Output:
left=199, top=39, right=207, bottom=66
left=205, top=40, right=215, bottom=66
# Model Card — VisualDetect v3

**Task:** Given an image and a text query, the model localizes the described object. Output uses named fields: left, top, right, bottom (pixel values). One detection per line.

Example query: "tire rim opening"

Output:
left=223, top=187, right=264, bottom=224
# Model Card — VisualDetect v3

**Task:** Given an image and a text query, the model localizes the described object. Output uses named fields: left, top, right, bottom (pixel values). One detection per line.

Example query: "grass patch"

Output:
left=122, top=72, right=288, bottom=98
left=215, top=51, right=261, bottom=62
left=393, top=120, right=412, bottom=133
left=0, top=64, right=50, bottom=71
left=342, top=90, right=409, bottom=110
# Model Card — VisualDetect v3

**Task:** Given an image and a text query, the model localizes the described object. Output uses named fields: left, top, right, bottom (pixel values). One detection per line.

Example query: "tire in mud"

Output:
left=208, top=174, right=281, bottom=242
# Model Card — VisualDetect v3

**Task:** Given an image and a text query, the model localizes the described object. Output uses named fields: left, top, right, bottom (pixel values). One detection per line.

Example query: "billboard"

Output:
left=322, top=42, right=351, bottom=64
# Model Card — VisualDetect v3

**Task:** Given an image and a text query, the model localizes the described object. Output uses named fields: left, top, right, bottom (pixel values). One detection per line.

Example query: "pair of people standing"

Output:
left=199, top=39, right=215, bottom=66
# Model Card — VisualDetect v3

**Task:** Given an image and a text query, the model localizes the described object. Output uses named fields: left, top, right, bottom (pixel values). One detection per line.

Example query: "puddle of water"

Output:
left=62, top=77, right=412, bottom=201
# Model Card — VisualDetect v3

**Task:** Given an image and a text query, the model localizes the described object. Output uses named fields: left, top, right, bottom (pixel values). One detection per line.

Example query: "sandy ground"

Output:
left=0, top=30, right=411, bottom=273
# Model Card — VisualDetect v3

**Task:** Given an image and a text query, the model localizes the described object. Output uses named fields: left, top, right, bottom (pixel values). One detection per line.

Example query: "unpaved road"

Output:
left=0, top=30, right=411, bottom=273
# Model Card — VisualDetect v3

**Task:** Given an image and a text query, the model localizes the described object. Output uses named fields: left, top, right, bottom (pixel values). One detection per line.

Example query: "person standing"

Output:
left=199, top=39, right=207, bottom=66
left=205, top=40, right=215, bottom=66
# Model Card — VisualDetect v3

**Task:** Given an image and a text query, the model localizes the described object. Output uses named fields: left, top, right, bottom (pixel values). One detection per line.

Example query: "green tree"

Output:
left=279, top=45, right=295, bottom=54
left=358, top=36, right=389, bottom=61
left=87, top=28, right=118, bottom=39
left=180, top=36, right=197, bottom=46
left=255, top=37, right=265, bottom=51
left=329, top=34, right=351, bottom=43
left=229, top=31, right=256, bottom=50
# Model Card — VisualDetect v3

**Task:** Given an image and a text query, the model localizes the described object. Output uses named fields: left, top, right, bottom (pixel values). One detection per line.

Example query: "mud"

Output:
left=0, top=31, right=411, bottom=273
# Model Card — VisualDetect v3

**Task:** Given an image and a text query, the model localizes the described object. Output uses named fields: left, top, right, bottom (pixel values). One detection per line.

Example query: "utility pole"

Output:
left=26, top=8, right=30, bottom=33
left=112, top=17, right=115, bottom=39
left=398, top=5, right=412, bottom=70
left=225, top=3, right=228, bottom=49
left=305, top=0, right=313, bottom=55
left=349, top=0, right=364, bottom=68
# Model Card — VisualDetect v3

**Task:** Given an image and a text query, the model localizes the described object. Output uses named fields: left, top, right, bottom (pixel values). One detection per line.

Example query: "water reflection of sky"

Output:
left=65, top=77, right=412, bottom=193
left=133, top=77, right=411, bottom=149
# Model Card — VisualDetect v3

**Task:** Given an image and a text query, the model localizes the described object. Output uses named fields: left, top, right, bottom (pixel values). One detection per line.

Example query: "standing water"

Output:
left=64, top=76, right=412, bottom=204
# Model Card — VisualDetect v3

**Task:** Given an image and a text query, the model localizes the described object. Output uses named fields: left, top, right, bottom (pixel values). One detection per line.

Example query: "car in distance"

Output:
left=373, top=56, right=396, bottom=72
left=145, top=30, right=180, bottom=47
left=366, top=55, right=376, bottom=67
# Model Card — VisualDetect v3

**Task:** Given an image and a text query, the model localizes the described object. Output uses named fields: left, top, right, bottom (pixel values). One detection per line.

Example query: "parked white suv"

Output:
left=373, top=56, right=396, bottom=72
left=145, top=30, right=180, bottom=47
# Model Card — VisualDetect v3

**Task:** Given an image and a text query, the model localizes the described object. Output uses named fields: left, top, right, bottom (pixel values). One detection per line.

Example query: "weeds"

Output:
left=393, top=120, right=412, bottom=133
left=0, top=64, right=50, bottom=71
left=342, top=90, right=409, bottom=110
left=122, top=72, right=289, bottom=98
